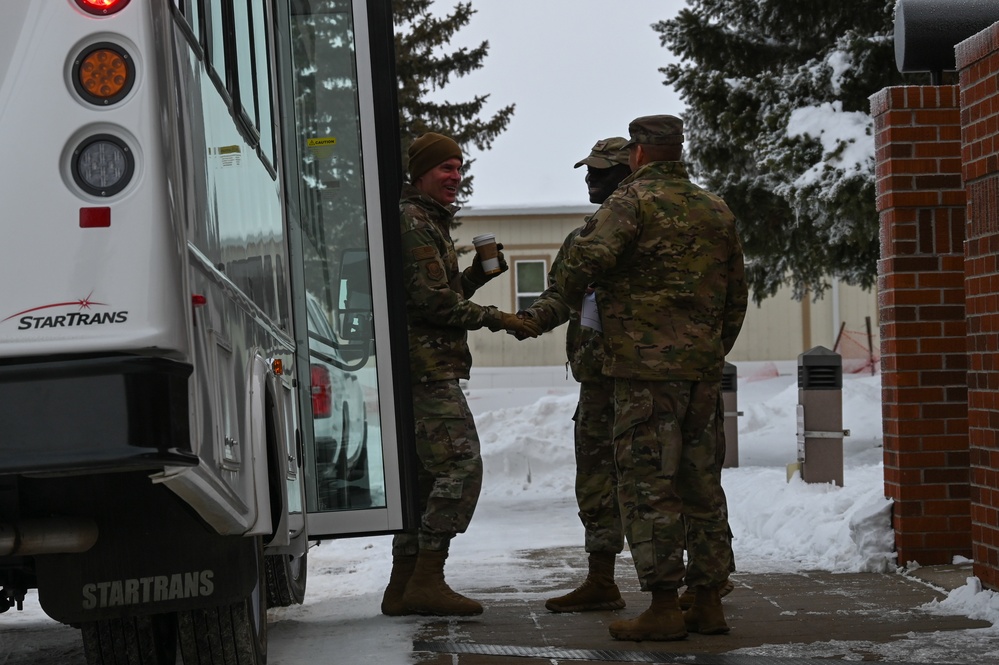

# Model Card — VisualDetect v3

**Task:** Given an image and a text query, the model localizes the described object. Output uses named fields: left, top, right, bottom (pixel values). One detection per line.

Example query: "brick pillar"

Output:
left=957, top=23, right=999, bottom=590
left=871, top=86, right=970, bottom=566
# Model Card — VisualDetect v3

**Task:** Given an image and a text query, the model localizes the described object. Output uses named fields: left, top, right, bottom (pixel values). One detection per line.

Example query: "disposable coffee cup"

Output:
left=580, top=291, right=602, bottom=331
left=472, top=233, right=502, bottom=275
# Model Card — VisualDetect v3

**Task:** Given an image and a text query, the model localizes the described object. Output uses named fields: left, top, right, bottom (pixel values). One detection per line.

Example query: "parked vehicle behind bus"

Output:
left=0, top=1, right=415, bottom=663
left=305, top=292, right=371, bottom=508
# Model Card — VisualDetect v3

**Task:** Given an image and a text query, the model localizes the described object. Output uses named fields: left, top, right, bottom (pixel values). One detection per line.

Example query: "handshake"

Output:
left=487, top=310, right=543, bottom=339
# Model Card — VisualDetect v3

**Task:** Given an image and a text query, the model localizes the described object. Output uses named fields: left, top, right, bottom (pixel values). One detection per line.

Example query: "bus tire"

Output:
left=81, top=613, right=178, bottom=665
left=177, top=536, right=267, bottom=665
left=265, top=548, right=307, bottom=607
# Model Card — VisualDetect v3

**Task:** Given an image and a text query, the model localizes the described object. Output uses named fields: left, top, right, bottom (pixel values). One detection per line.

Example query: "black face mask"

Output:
left=585, top=164, right=632, bottom=204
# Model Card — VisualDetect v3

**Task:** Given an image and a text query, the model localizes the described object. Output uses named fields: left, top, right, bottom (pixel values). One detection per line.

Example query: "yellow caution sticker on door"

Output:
left=307, top=137, right=337, bottom=160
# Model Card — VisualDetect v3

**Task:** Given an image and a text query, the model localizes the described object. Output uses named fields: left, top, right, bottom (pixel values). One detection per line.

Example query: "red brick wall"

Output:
left=957, top=22, right=999, bottom=589
left=871, top=86, right=971, bottom=566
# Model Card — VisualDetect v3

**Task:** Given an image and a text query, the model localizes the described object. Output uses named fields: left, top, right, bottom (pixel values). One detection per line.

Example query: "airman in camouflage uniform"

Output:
left=554, top=115, right=748, bottom=642
left=381, top=132, right=540, bottom=618
left=519, top=137, right=632, bottom=613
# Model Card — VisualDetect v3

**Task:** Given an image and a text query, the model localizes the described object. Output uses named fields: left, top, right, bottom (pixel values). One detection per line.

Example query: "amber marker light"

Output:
left=74, top=0, right=131, bottom=15
left=73, top=43, right=134, bottom=106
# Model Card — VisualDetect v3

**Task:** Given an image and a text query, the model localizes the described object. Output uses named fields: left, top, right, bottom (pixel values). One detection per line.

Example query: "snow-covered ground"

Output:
left=4, top=363, right=999, bottom=664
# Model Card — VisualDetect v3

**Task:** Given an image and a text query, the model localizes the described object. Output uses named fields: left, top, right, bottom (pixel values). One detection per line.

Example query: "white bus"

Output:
left=0, top=1, right=418, bottom=663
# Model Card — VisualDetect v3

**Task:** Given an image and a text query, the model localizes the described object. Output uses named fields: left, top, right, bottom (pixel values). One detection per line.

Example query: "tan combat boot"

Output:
left=401, top=549, right=483, bottom=616
left=608, top=589, right=688, bottom=642
left=545, top=551, right=626, bottom=612
left=683, top=585, right=730, bottom=634
left=679, top=577, right=733, bottom=610
left=380, top=554, right=417, bottom=616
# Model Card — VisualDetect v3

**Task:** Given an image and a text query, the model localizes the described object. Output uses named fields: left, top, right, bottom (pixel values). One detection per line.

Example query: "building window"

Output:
left=515, top=259, right=547, bottom=311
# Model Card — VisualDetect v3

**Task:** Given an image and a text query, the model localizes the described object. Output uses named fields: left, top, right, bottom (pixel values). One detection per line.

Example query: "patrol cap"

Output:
left=408, top=132, right=463, bottom=181
left=573, top=136, right=630, bottom=169
left=623, top=114, right=684, bottom=147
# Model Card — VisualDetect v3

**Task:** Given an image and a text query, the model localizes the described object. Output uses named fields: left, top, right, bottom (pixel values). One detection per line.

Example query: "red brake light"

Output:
left=75, top=0, right=131, bottom=16
left=311, top=364, right=332, bottom=419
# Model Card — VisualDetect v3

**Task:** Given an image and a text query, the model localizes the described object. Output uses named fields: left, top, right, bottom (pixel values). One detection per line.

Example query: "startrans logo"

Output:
left=2, top=293, right=129, bottom=331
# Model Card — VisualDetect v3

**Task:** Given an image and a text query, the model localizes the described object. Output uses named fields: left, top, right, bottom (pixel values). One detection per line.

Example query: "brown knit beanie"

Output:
left=408, top=132, right=463, bottom=181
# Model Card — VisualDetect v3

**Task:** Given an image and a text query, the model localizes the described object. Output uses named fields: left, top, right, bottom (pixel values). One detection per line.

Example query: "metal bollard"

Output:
left=721, top=362, right=741, bottom=468
left=794, top=347, right=849, bottom=486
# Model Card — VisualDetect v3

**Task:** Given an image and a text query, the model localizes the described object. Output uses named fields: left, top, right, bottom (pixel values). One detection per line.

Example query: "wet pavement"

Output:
left=410, top=548, right=992, bottom=664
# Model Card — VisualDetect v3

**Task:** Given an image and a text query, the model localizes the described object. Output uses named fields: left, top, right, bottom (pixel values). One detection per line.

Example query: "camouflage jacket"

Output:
left=399, top=185, right=502, bottom=383
left=524, top=227, right=607, bottom=383
left=553, top=161, right=748, bottom=382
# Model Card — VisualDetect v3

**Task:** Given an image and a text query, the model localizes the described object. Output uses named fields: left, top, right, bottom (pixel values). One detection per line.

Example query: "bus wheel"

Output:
left=177, top=537, right=267, bottom=664
left=81, top=613, right=178, bottom=665
left=265, top=547, right=307, bottom=607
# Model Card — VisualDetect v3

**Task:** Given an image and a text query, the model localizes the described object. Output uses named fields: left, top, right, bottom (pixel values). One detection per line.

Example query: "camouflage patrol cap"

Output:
left=624, top=114, right=684, bottom=147
left=573, top=137, right=630, bottom=169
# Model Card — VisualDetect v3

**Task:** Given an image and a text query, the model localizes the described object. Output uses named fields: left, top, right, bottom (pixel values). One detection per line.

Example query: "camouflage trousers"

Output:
left=613, top=378, right=734, bottom=592
left=574, top=379, right=624, bottom=554
left=392, top=379, right=482, bottom=556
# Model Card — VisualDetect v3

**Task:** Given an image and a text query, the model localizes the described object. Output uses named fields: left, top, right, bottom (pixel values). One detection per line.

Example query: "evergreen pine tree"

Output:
left=655, top=0, right=910, bottom=302
left=393, top=0, right=514, bottom=200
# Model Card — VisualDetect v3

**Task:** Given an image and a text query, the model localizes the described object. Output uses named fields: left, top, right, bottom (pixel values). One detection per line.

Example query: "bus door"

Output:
left=276, top=0, right=418, bottom=538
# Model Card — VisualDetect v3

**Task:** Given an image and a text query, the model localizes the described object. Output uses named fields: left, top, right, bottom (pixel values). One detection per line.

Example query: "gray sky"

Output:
left=429, top=0, right=688, bottom=207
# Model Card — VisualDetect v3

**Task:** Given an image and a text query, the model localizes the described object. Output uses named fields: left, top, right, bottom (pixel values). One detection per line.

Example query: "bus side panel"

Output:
left=152, top=5, right=302, bottom=540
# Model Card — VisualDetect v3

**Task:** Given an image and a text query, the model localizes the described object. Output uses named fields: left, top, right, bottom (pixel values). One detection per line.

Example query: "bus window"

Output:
left=232, top=2, right=258, bottom=142
left=205, top=0, right=228, bottom=93
left=172, top=0, right=202, bottom=44
left=251, top=0, right=275, bottom=165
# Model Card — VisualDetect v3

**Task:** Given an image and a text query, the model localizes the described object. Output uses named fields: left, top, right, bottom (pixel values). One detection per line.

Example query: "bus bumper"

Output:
left=0, top=355, right=197, bottom=474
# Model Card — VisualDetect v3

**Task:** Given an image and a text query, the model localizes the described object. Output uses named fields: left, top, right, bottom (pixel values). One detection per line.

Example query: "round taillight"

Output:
left=74, top=0, right=131, bottom=15
left=72, top=134, right=135, bottom=197
left=73, top=43, right=134, bottom=105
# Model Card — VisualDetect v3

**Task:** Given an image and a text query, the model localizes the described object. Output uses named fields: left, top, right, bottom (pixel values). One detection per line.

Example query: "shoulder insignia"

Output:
left=579, top=216, right=599, bottom=238
left=412, top=245, right=437, bottom=260
left=426, top=261, right=445, bottom=281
